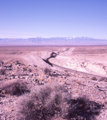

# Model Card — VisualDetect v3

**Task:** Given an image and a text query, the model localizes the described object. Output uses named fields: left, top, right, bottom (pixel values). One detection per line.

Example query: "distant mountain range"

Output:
left=0, top=37, right=107, bottom=46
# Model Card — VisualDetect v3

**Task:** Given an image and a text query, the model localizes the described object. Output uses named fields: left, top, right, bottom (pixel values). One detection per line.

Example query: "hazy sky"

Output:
left=0, top=0, right=107, bottom=39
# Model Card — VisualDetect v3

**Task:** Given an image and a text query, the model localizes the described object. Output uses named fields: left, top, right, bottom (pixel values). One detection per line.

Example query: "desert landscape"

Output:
left=0, top=46, right=107, bottom=120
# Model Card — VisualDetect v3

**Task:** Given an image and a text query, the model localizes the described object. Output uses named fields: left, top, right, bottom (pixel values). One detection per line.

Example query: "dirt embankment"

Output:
left=0, top=46, right=107, bottom=120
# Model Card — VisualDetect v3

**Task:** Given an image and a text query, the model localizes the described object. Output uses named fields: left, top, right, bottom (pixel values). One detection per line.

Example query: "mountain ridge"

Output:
left=0, top=37, right=107, bottom=46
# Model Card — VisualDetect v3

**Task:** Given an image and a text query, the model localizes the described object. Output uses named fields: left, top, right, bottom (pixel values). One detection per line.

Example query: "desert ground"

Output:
left=0, top=46, right=107, bottom=120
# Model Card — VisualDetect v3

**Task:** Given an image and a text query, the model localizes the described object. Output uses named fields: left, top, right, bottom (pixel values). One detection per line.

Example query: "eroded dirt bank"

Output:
left=0, top=46, right=107, bottom=120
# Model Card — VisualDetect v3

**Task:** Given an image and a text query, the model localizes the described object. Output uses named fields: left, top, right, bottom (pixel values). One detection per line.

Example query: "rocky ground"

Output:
left=0, top=60, right=107, bottom=120
left=0, top=46, right=107, bottom=120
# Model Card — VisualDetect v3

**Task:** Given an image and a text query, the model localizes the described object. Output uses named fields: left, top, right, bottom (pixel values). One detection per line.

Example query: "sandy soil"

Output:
left=0, top=46, right=107, bottom=120
left=1, top=46, right=107, bottom=77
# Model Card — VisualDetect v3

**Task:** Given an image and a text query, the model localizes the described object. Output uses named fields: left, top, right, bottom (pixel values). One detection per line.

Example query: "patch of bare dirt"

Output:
left=0, top=46, right=107, bottom=120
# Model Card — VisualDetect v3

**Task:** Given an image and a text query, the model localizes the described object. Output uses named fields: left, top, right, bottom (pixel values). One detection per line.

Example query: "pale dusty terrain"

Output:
left=0, top=46, right=107, bottom=77
left=0, top=46, right=107, bottom=120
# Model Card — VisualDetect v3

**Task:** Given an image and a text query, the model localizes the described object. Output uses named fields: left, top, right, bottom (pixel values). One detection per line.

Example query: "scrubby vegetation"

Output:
left=0, top=68, right=6, bottom=75
left=0, top=60, right=106, bottom=120
left=44, top=68, right=52, bottom=75
left=100, top=77, right=107, bottom=81
left=63, top=97, right=103, bottom=120
left=16, top=84, right=103, bottom=120
left=0, top=80, right=30, bottom=96
left=91, top=77, right=97, bottom=80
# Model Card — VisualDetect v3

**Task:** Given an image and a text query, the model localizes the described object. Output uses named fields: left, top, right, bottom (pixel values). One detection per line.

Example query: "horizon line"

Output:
left=0, top=37, right=107, bottom=40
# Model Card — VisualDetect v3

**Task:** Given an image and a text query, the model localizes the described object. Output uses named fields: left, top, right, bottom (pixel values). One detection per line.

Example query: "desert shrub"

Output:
left=62, top=97, right=103, bottom=120
left=16, top=84, right=103, bottom=120
left=44, top=68, right=51, bottom=75
left=91, top=77, right=97, bottom=80
left=50, top=72, right=60, bottom=77
left=100, top=77, right=107, bottom=81
left=0, top=68, right=6, bottom=75
left=44, top=68, right=60, bottom=77
left=16, top=84, right=66, bottom=120
left=0, top=61, right=4, bottom=67
left=15, top=61, right=21, bottom=65
left=0, top=80, right=30, bottom=96
left=23, top=67, right=27, bottom=71
left=28, top=68, right=32, bottom=72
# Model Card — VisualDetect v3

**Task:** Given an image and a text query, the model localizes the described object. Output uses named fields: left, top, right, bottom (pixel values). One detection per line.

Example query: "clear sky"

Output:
left=0, top=0, right=107, bottom=39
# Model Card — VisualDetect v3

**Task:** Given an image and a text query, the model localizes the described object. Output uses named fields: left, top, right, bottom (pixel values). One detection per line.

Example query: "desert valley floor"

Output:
left=0, top=46, right=107, bottom=120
